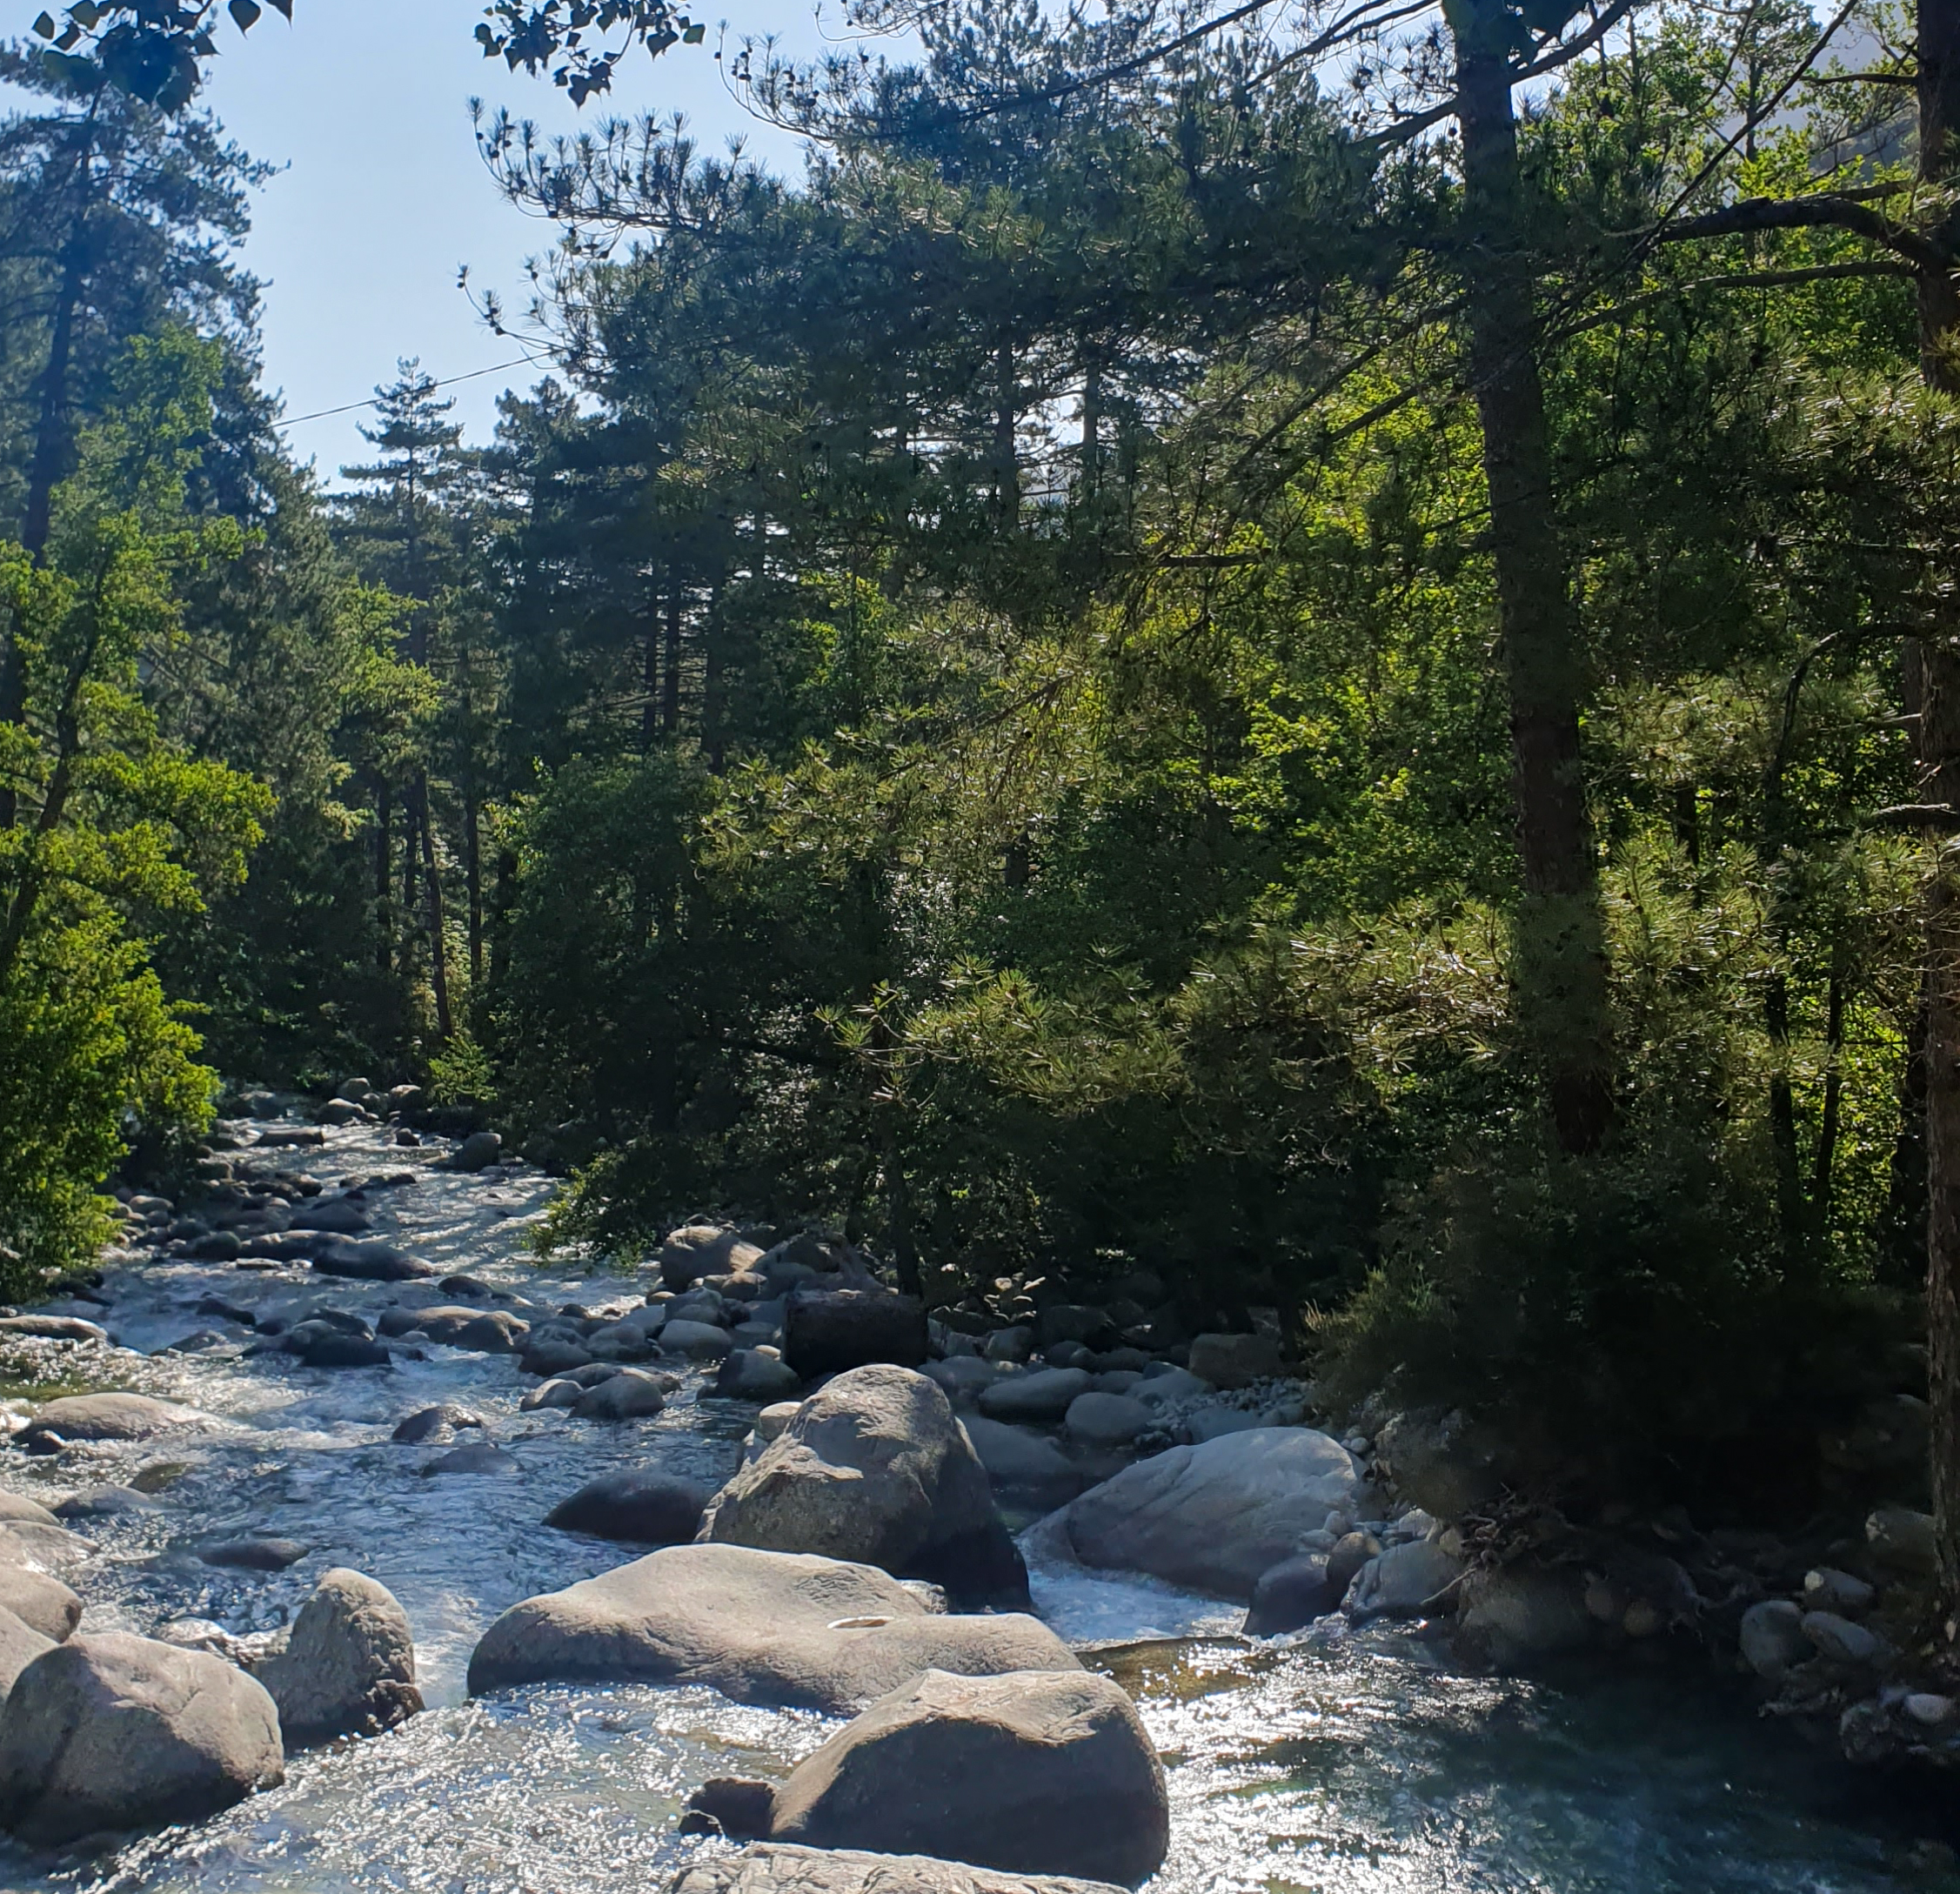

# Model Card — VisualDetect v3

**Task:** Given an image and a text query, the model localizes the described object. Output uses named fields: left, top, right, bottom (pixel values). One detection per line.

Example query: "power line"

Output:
left=274, top=353, right=550, bottom=430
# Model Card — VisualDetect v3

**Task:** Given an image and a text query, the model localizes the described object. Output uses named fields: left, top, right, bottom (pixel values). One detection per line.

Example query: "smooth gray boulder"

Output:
left=666, top=1845, right=1128, bottom=1894
left=960, top=1416, right=1087, bottom=1510
left=1740, top=1599, right=1808, bottom=1680
left=545, top=1471, right=711, bottom=1543
left=768, top=1667, right=1169, bottom=1888
left=257, top=1569, right=422, bottom=1744
left=661, top=1223, right=766, bottom=1290
left=1455, top=1565, right=1590, bottom=1664
left=1243, top=1554, right=1337, bottom=1635
left=659, top=1319, right=734, bottom=1362
left=465, top=1543, right=1077, bottom=1713
left=311, top=1242, right=436, bottom=1282
left=0, top=1493, right=61, bottom=1529
left=699, top=1365, right=1028, bottom=1607
left=571, top=1368, right=672, bottom=1420
left=288, top=1198, right=371, bottom=1235
left=0, top=1633, right=283, bottom=1843
left=21, top=1393, right=205, bottom=1449
left=1065, top=1393, right=1151, bottom=1448
left=1061, top=1428, right=1360, bottom=1599
left=0, top=1566, right=81, bottom=1642
left=1185, top=1333, right=1282, bottom=1389
left=1345, top=1538, right=1465, bottom=1619
left=448, top=1130, right=503, bottom=1171
left=0, top=1606, right=53, bottom=1697
left=978, top=1369, right=1091, bottom=1424
left=391, top=1403, right=485, bottom=1444
left=716, top=1348, right=803, bottom=1400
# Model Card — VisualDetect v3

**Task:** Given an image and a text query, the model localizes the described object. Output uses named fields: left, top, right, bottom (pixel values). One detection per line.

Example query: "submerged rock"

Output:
left=391, top=1403, right=486, bottom=1445
left=699, top=1365, right=1028, bottom=1608
left=465, top=1543, right=1077, bottom=1713
left=1345, top=1538, right=1465, bottom=1619
left=666, top=1845, right=1128, bottom=1894
left=767, top=1667, right=1169, bottom=1888
left=570, top=1368, right=671, bottom=1420
left=257, top=1569, right=422, bottom=1745
left=21, top=1393, right=205, bottom=1450
left=423, top=1442, right=521, bottom=1477
left=1243, top=1554, right=1338, bottom=1636
left=0, top=1632, right=283, bottom=1844
left=199, top=1538, right=308, bottom=1572
left=1061, top=1428, right=1360, bottom=1600
left=311, top=1243, right=436, bottom=1282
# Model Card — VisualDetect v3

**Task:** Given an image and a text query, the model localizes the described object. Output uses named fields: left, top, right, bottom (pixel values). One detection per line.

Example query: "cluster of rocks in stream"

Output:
left=10, top=1090, right=1957, bottom=1884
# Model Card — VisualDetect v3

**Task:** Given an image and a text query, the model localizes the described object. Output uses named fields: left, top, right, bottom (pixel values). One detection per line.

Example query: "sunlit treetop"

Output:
left=29, top=0, right=706, bottom=112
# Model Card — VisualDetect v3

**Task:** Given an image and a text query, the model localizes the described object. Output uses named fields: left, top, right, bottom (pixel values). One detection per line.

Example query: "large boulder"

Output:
left=0, top=1566, right=81, bottom=1642
left=782, top=1289, right=930, bottom=1378
left=661, top=1223, right=766, bottom=1291
left=448, top=1130, right=504, bottom=1172
left=977, top=1369, right=1091, bottom=1424
left=1344, top=1538, right=1465, bottom=1619
left=1060, top=1428, right=1359, bottom=1600
left=256, top=1569, right=421, bottom=1745
left=768, top=1668, right=1169, bottom=1888
left=1455, top=1564, right=1589, bottom=1665
left=0, top=1633, right=283, bottom=1843
left=1373, top=1409, right=1502, bottom=1519
left=1243, top=1554, right=1338, bottom=1636
left=21, top=1393, right=205, bottom=1450
left=0, top=1315, right=107, bottom=1344
left=666, top=1845, right=1128, bottom=1894
left=960, top=1416, right=1087, bottom=1510
left=699, top=1365, right=1027, bottom=1607
left=571, top=1368, right=671, bottom=1420
left=0, top=1606, right=53, bottom=1697
left=1185, top=1333, right=1282, bottom=1389
left=288, top=1198, right=371, bottom=1235
left=465, top=1543, right=1078, bottom=1714
left=545, top=1471, right=711, bottom=1544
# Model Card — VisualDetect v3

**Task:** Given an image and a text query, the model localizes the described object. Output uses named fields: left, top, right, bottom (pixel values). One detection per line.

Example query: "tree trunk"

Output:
left=1449, top=0, right=1612, bottom=1154
left=661, top=568, right=683, bottom=736
left=418, top=777, right=454, bottom=1042
left=704, top=576, right=726, bottom=773
left=465, top=790, right=484, bottom=991
left=642, top=586, right=662, bottom=753
left=374, top=780, right=393, bottom=974
left=1813, top=962, right=1846, bottom=1227
left=1917, top=0, right=1960, bottom=1614
left=1, top=227, right=89, bottom=833
left=994, top=337, right=1020, bottom=525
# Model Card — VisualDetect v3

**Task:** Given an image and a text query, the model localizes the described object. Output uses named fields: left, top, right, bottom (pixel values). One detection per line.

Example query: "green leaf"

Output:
left=228, top=0, right=262, bottom=30
left=682, top=23, right=706, bottom=44
left=31, top=12, right=56, bottom=38
left=268, top=0, right=292, bottom=14
left=54, top=23, right=80, bottom=47
left=69, top=1, right=99, bottom=26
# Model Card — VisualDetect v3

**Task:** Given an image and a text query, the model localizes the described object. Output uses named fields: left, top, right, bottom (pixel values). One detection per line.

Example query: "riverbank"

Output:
left=0, top=1111, right=1943, bottom=1891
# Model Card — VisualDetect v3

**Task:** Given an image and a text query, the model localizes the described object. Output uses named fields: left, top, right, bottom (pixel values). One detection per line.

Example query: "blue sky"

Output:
left=184, top=1, right=830, bottom=481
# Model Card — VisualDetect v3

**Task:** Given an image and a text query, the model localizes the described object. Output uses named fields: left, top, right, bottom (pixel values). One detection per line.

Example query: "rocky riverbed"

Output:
left=0, top=1114, right=1944, bottom=1891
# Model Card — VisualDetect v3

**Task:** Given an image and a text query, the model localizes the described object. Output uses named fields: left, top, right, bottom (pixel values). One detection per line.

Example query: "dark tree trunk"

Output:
left=704, top=576, right=726, bottom=773
left=642, top=586, right=662, bottom=753
left=1813, top=963, right=1846, bottom=1227
left=1449, top=0, right=1612, bottom=1154
left=1916, top=0, right=1960, bottom=1612
left=994, top=338, right=1020, bottom=525
left=489, top=847, right=518, bottom=993
left=465, top=791, right=484, bottom=990
left=2, top=228, right=89, bottom=833
left=661, top=568, right=682, bottom=736
left=417, top=777, right=454, bottom=1041
left=374, top=780, right=393, bottom=974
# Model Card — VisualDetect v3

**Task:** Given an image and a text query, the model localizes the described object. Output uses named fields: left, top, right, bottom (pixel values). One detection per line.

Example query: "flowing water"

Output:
left=0, top=1122, right=1947, bottom=1894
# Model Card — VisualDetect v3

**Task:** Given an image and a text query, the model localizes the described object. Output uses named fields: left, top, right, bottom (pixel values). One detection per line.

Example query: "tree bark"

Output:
left=642, top=586, right=662, bottom=753
left=994, top=337, right=1020, bottom=525
left=1916, top=0, right=1960, bottom=1614
left=661, top=567, right=682, bottom=736
left=374, top=779, right=393, bottom=974
left=1448, top=0, right=1613, bottom=1154
left=417, top=777, right=454, bottom=1042
left=465, top=790, right=484, bottom=991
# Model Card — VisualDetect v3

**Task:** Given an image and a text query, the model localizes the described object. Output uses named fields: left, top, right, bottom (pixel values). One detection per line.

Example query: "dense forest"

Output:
left=6, top=0, right=1960, bottom=1555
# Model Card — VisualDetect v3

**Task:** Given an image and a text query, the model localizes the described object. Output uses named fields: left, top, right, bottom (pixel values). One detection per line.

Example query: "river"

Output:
left=0, top=1121, right=1942, bottom=1894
